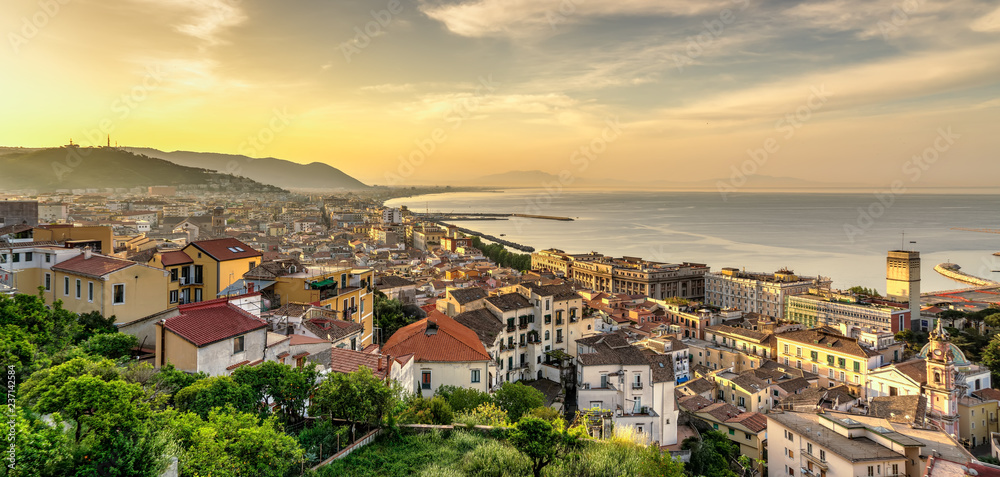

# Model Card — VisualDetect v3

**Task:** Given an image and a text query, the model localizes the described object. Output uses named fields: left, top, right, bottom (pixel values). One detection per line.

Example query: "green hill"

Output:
left=0, top=147, right=286, bottom=192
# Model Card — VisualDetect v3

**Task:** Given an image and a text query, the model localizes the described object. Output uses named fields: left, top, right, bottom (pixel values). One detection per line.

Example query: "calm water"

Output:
left=386, top=190, right=1000, bottom=293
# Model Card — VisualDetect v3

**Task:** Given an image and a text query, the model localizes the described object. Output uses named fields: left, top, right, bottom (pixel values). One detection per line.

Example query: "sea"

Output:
left=385, top=189, right=1000, bottom=294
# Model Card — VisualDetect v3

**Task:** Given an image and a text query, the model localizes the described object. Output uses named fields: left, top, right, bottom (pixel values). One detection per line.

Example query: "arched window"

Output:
left=934, top=371, right=941, bottom=384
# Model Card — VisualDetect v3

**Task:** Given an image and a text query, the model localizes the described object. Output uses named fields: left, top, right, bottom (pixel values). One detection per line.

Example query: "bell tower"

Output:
left=925, top=319, right=959, bottom=437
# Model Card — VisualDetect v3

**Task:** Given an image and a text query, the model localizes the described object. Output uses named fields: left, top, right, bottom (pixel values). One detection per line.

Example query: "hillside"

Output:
left=0, top=147, right=285, bottom=192
left=126, top=148, right=368, bottom=190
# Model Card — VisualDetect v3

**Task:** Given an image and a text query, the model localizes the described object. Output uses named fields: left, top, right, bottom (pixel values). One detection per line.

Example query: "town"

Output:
left=3, top=190, right=1000, bottom=477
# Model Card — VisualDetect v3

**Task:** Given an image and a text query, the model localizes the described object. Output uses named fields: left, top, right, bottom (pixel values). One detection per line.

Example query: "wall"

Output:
left=416, top=361, right=490, bottom=394
left=155, top=324, right=198, bottom=372
left=196, top=327, right=268, bottom=376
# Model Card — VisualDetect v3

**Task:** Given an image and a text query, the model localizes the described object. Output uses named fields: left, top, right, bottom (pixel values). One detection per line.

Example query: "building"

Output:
left=959, top=390, right=1000, bottom=449
left=706, top=267, right=830, bottom=319
left=767, top=410, right=970, bottom=477
left=376, top=275, right=417, bottom=305
left=774, top=329, right=890, bottom=397
left=530, top=249, right=606, bottom=277
left=33, top=225, right=113, bottom=254
left=381, top=207, right=401, bottom=225
left=47, top=249, right=169, bottom=324
left=154, top=297, right=273, bottom=376
left=177, top=238, right=262, bottom=302
left=382, top=312, right=492, bottom=394
left=886, top=249, right=920, bottom=322
left=0, top=201, right=38, bottom=227
left=568, top=256, right=709, bottom=300
left=437, top=287, right=488, bottom=316
left=38, top=203, right=69, bottom=223
left=576, top=333, right=678, bottom=445
left=785, top=289, right=910, bottom=334
left=412, top=226, right=445, bottom=251
left=678, top=397, right=767, bottom=472
left=712, top=370, right=773, bottom=413
left=315, top=347, right=415, bottom=388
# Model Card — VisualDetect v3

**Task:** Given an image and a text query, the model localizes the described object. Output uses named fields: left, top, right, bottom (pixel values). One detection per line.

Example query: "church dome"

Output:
left=918, top=342, right=971, bottom=366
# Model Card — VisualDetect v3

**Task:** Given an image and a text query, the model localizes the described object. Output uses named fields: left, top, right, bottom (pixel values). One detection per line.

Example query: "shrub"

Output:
left=462, top=439, right=532, bottom=477
left=455, top=402, right=509, bottom=428
left=526, top=406, right=561, bottom=424
left=493, top=382, right=545, bottom=422
left=437, top=385, right=493, bottom=413
left=399, top=396, right=454, bottom=425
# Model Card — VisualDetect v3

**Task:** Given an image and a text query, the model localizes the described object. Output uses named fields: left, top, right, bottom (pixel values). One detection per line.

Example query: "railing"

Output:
left=506, top=325, right=516, bottom=332
left=801, top=451, right=829, bottom=469
left=632, top=382, right=643, bottom=390
left=556, top=337, right=564, bottom=343
left=519, top=323, right=528, bottom=330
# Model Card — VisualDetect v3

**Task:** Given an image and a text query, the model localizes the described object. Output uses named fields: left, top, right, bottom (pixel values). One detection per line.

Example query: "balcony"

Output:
left=556, top=318, right=564, bottom=325
left=506, top=325, right=516, bottom=333
left=801, top=451, right=828, bottom=470
left=519, top=323, right=528, bottom=330
left=632, top=382, right=643, bottom=390
left=578, top=382, right=616, bottom=391
left=556, top=337, right=564, bottom=344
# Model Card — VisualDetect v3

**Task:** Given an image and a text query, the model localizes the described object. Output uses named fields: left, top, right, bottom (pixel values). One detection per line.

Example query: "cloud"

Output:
left=360, top=83, right=417, bottom=93
left=134, top=0, right=247, bottom=48
left=971, top=4, right=1000, bottom=31
left=419, top=0, right=739, bottom=38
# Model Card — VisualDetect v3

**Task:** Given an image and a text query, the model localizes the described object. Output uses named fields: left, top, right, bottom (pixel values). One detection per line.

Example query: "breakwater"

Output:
left=436, top=221, right=535, bottom=252
left=934, top=262, right=1000, bottom=287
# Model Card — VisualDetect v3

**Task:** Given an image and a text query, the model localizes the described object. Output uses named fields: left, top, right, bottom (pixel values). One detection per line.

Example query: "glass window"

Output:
left=233, top=336, right=245, bottom=353
left=75, top=279, right=81, bottom=299
left=44, top=273, right=51, bottom=291
left=24, top=252, right=32, bottom=261
left=88, top=282, right=94, bottom=302
left=64, top=277, right=70, bottom=295
left=422, top=371, right=432, bottom=389
left=471, top=369, right=480, bottom=383
left=113, top=284, right=125, bottom=304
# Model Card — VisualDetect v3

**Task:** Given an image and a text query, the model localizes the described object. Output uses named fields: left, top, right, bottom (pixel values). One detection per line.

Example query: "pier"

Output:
left=434, top=221, right=535, bottom=253
left=934, top=262, right=1000, bottom=287
left=416, top=212, right=573, bottom=222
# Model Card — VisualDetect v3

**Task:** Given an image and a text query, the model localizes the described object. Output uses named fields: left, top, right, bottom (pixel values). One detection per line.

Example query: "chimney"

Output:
left=377, top=355, right=383, bottom=371
left=83, top=248, right=92, bottom=260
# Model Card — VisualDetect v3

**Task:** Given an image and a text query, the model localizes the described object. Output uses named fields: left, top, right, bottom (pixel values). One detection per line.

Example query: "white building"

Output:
left=705, top=267, right=830, bottom=319
left=576, top=332, right=679, bottom=446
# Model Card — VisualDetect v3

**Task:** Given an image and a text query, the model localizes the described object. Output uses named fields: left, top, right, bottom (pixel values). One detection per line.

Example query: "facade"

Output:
left=576, top=333, right=678, bottom=445
left=706, top=268, right=830, bottom=319
left=34, top=225, right=114, bottom=254
left=530, top=249, right=606, bottom=277
left=886, top=250, right=920, bottom=321
left=785, top=290, right=910, bottom=334
left=48, top=250, right=169, bottom=323
left=154, top=297, right=271, bottom=376
left=179, top=238, right=262, bottom=301
left=382, top=312, right=492, bottom=394
left=569, top=257, right=709, bottom=300
left=0, top=201, right=38, bottom=227
left=38, top=203, right=69, bottom=223
left=713, top=370, right=772, bottom=413
left=774, top=329, right=886, bottom=397
left=412, top=226, right=445, bottom=251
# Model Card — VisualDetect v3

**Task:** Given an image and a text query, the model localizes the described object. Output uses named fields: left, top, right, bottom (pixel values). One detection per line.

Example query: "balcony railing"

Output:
left=506, top=325, right=516, bottom=332
left=519, top=323, right=528, bottom=330
left=801, top=451, right=828, bottom=470
left=632, top=382, right=643, bottom=390
left=556, top=337, right=564, bottom=343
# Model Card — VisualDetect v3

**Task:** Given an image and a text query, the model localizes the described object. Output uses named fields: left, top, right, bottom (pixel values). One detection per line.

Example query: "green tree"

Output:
left=399, top=396, right=454, bottom=425
left=4, top=408, right=75, bottom=477
left=149, top=364, right=207, bottom=405
left=174, top=376, right=257, bottom=419
left=436, top=385, right=492, bottom=413
left=165, top=408, right=304, bottom=477
left=982, top=336, right=1000, bottom=384
left=847, top=286, right=881, bottom=297
left=493, top=382, right=546, bottom=422
left=310, top=367, right=397, bottom=441
left=80, top=332, right=138, bottom=359
left=456, top=402, right=509, bottom=427
left=232, top=361, right=319, bottom=423
left=74, top=311, right=117, bottom=343
left=374, top=290, right=418, bottom=344
left=508, top=417, right=568, bottom=477
left=985, top=313, right=1000, bottom=329
left=684, top=430, right=738, bottom=477
left=34, top=375, right=148, bottom=444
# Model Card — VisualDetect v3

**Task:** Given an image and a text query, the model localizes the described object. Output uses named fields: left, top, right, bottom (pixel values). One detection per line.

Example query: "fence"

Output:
left=310, top=428, right=382, bottom=471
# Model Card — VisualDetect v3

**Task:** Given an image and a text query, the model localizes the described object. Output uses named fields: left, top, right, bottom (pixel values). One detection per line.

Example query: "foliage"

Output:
left=979, top=456, right=1000, bottom=465
left=462, top=439, right=532, bottom=477
left=149, top=364, right=207, bottom=405
left=985, top=313, right=1000, bottom=329
left=683, top=430, right=739, bottom=477
left=508, top=417, right=567, bottom=477
left=295, top=419, right=349, bottom=466
left=74, top=311, right=118, bottom=343
left=35, top=375, right=149, bottom=443
left=470, top=236, right=532, bottom=271
left=493, top=382, right=546, bottom=422
left=0, top=294, right=85, bottom=377
left=437, top=384, right=493, bottom=414
left=399, top=396, right=454, bottom=425
left=455, top=402, right=510, bottom=428
left=374, top=289, right=419, bottom=344
left=848, top=286, right=881, bottom=297
left=164, top=407, right=304, bottom=477
left=3, top=408, right=74, bottom=477
left=982, top=336, right=1000, bottom=384
left=318, top=429, right=486, bottom=477
left=310, top=367, right=398, bottom=438
left=232, top=361, right=319, bottom=423
left=174, top=376, right=257, bottom=419
left=80, top=332, right=138, bottom=359
left=546, top=439, right=684, bottom=477
left=526, top=406, right=562, bottom=424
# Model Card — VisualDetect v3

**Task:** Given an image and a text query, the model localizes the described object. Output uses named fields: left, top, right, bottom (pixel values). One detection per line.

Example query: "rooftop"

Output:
left=768, top=411, right=906, bottom=463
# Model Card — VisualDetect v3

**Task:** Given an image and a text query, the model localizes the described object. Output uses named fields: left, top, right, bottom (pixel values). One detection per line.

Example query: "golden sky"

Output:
left=2, top=0, right=999, bottom=186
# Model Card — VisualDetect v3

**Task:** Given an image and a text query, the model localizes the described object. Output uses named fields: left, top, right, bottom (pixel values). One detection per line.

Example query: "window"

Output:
left=87, top=282, right=94, bottom=302
left=169, top=290, right=178, bottom=304
left=113, top=284, right=125, bottom=305
left=233, top=336, right=245, bottom=353
left=783, top=344, right=789, bottom=354
left=170, top=269, right=178, bottom=281
left=745, top=432, right=751, bottom=441
left=545, top=330, right=550, bottom=340
left=64, top=277, right=70, bottom=295
left=788, top=449, right=794, bottom=458
left=75, top=279, right=81, bottom=299
left=713, top=423, right=718, bottom=430
left=12, top=253, right=19, bottom=263
left=0, top=254, right=5, bottom=263
left=45, top=253, right=51, bottom=263
left=728, top=428, right=735, bottom=435
left=867, top=466, right=874, bottom=476
left=194, top=265, right=203, bottom=284
left=422, top=371, right=432, bottom=390
left=810, top=350, right=818, bottom=361
left=853, top=361, right=861, bottom=372
left=807, top=443, right=813, bottom=455
left=25, top=252, right=32, bottom=261
left=44, top=273, right=51, bottom=291
left=820, top=449, right=825, bottom=460
left=471, top=369, right=480, bottom=383
left=827, top=354, right=835, bottom=365
left=837, top=357, right=846, bottom=368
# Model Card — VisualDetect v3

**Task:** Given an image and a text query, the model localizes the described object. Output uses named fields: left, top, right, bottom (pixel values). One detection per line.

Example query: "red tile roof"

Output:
left=162, top=300, right=267, bottom=347
left=329, top=348, right=392, bottom=379
left=160, top=251, right=193, bottom=266
left=383, top=311, right=490, bottom=363
left=727, top=412, right=768, bottom=433
left=226, top=360, right=250, bottom=371
left=289, top=334, right=330, bottom=345
left=187, top=238, right=261, bottom=261
left=52, top=252, right=136, bottom=278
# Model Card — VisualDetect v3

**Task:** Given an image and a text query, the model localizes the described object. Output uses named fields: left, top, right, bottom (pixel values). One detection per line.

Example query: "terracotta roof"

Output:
left=775, top=377, right=811, bottom=393
left=302, top=317, right=363, bottom=342
left=893, top=358, right=929, bottom=385
left=678, top=394, right=713, bottom=412
left=382, top=311, right=491, bottom=363
left=51, top=252, right=136, bottom=278
left=289, top=334, right=330, bottom=345
left=226, top=360, right=250, bottom=370
left=162, top=300, right=267, bottom=347
left=681, top=377, right=715, bottom=395
left=187, top=238, right=261, bottom=261
left=973, top=388, right=1000, bottom=402
left=700, top=402, right=742, bottom=422
left=328, top=348, right=393, bottom=379
left=160, top=250, right=193, bottom=266
left=727, top=412, right=768, bottom=433
left=378, top=275, right=416, bottom=288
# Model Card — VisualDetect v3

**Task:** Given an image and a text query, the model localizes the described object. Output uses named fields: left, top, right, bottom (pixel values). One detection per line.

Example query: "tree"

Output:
left=165, top=407, right=304, bottom=477
left=5, top=408, right=74, bottom=477
left=149, top=364, right=207, bottom=405
left=174, top=376, right=257, bottom=419
left=508, top=417, right=565, bottom=477
left=80, top=332, right=138, bottom=359
left=847, top=286, right=881, bottom=297
left=232, top=361, right=319, bottom=423
left=982, top=336, right=1000, bottom=384
left=939, top=310, right=966, bottom=328
left=985, top=313, right=1000, bottom=329
left=74, top=311, right=117, bottom=343
left=374, top=290, right=418, bottom=344
left=310, top=367, right=397, bottom=441
left=684, top=430, right=739, bottom=477
left=34, top=375, right=148, bottom=444
left=436, top=384, right=492, bottom=413
left=493, top=382, right=546, bottom=422
left=457, top=402, right=509, bottom=427
left=399, top=396, right=454, bottom=425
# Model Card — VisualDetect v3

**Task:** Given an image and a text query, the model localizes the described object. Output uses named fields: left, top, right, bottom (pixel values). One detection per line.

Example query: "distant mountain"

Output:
left=126, top=148, right=368, bottom=190
left=477, top=170, right=560, bottom=186
left=0, top=147, right=285, bottom=192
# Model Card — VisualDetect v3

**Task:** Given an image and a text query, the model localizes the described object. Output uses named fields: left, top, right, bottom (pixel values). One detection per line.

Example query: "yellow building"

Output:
left=33, top=224, right=114, bottom=255
left=147, top=250, right=197, bottom=305
left=713, top=370, right=772, bottom=413
left=47, top=249, right=169, bottom=323
left=959, top=392, right=1000, bottom=449
left=774, top=329, right=882, bottom=397
left=144, top=238, right=261, bottom=304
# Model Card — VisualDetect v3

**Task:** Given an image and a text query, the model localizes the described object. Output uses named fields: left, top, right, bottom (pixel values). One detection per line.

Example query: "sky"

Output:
left=1, top=0, right=999, bottom=187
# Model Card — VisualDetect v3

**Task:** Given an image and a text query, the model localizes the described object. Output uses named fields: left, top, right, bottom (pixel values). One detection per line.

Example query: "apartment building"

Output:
left=785, top=288, right=910, bottom=334
left=706, top=267, right=830, bottom=318
left=775, top=329, right=890, bottom=397
left=530, top=249, right=606, bottom=277
left=382, top=313, right=492, bottom=394
left=569, top=256, right=709, bottom=300
left=678, top=396, right=767, bottom=472
left=576, top=333, right=679, bottom=445
left=49, top=249, right=168, bottom=323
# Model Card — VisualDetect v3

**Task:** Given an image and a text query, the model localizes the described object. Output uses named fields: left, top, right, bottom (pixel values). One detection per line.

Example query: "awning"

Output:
left=218, top=279, right=276, bottom=297
left=310, top=278, right=336, bottom=289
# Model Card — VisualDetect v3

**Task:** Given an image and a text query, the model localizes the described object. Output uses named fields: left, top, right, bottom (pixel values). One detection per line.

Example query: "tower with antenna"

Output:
left=887, top=243, right=921, bottom=326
